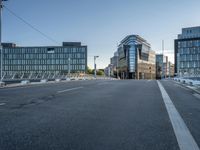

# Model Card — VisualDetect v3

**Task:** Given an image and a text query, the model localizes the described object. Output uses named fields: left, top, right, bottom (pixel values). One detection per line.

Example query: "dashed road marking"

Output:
left=157, top=81, right=200, bottom=150
left=0, top=103, right=6, bottom=106
left=57, top=87, right=83, bottom=94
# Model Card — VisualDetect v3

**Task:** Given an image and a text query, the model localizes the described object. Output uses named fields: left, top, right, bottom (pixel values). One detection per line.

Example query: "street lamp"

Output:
left=94, top=56, right=99, bottom=79
left=0, top=0, right=7, bottom=82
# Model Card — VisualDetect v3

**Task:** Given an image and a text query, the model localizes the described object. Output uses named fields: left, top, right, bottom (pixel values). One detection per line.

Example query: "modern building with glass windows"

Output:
left=156, top=54, right=168, bottom=79
left=118, top=35, right=156, bottom=79
left=175, top=26, right=200, bottom=76
left=109, top=51, right=119, bottom=77
left=0, top=42, right=87, bottom=79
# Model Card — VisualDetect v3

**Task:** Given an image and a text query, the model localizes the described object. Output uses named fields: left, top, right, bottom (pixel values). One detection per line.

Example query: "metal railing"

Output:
left=1, top=72, right=117, bottom=82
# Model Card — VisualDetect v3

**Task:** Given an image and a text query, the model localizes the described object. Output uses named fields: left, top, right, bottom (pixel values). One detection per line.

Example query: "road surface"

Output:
left=0, top=80, right=200, bottom=150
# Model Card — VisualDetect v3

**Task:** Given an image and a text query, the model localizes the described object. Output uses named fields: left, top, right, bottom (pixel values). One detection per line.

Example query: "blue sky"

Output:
left=2, top=0, right=200, bottom=68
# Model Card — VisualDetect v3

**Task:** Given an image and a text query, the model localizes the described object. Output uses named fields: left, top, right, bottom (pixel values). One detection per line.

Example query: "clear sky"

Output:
left=2, top=0, right=200, bottom=69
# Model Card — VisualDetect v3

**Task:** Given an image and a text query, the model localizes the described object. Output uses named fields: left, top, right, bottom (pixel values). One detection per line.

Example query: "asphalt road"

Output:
left=0, top=79, right=199, bottom=150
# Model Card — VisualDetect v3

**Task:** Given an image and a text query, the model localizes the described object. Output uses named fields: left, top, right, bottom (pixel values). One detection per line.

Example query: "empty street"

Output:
left=0, top=80, right=200, bottom=150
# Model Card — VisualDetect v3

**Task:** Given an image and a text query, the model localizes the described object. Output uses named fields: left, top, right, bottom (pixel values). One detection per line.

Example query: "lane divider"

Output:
left=57, top=87, right=83, bottom=94
left=157, top=80, right=199, bottom=150
left=0, top=103, right=6, bottom=106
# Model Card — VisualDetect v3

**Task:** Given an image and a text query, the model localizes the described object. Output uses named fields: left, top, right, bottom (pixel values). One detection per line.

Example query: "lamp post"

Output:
left=94, top=56, right=99, bottom=79
left=0, top=0, right=7, bottom=82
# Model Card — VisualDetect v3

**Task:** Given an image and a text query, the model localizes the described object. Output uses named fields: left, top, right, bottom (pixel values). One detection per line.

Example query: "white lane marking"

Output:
left=57, top=87, right=83, bottom=94
left=157, top=81, right=200, bottom=150
left=0, top=103, right=6, bottom=106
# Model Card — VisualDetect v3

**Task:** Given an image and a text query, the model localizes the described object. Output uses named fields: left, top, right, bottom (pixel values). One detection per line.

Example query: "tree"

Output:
left=86, top=67, right=104, bottom=76
left=87, top=66, right=93, bottom=74
left=97, top=70, right=104, bottom=76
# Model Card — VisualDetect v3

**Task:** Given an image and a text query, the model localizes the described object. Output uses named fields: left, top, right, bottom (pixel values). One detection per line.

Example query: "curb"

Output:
left=173, top=80, right=200, bottom=95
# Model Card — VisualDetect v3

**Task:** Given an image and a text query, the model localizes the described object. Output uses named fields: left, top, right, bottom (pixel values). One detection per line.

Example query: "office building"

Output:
left=0, top=42, right=87, bottom=79
left=104, top=64, right=113, bottom=77
left=175, top=26, right=200, bottom=76
left=118, top=35, right=156, bottom=79
left=168, top=62, right=175, bottom=77
left=110, top=51, right=119, bottom=77
left=156, top=54, right=168, bottom=79
left=110, top=51, right=118, bottom=69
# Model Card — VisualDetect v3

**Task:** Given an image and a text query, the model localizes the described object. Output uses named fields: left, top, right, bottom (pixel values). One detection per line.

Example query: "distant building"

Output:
left=110, top=51, right=118, bottom=69
left=168, top=62, right=175, bottom=77
left=175, top=26, right=200, bottom=76
left=137, top=50, right=156, bottom=79
left=0, top=42, right=87, bottom=79
left=110, top=51, right=119, bottom=77
left=156, top=54, right=168, bottom=79
left=117, top=35, right=156, bottom=79
left=2, top=43, right=16, bottom=48
left=104, top=64, right=113, bottom=77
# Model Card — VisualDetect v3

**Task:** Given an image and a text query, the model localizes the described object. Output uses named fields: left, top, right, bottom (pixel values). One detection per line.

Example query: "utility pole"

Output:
left=0, top=0, right=7, bottom=82
left=0, top=0, right=3, bottom=81
left=94, top=56, right=99, bottom=79
left=108, top=66, right=110, bottom=78
left=116, top=59, right=119, bottom=79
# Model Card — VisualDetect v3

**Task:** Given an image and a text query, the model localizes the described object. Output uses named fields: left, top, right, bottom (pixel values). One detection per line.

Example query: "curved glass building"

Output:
left=118, top=35, right=156, bottom=79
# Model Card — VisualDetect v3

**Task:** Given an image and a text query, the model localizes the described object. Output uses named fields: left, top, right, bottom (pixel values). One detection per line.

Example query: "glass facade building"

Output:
left=156, top=54, right=168, bottom=79
left=118, top=35, right=156, bottom=79
left=110, top=51, right=119, bottom=77
left=0, top=42, right=87, bottom=79
left=175, top=27, right=200, bottom=76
